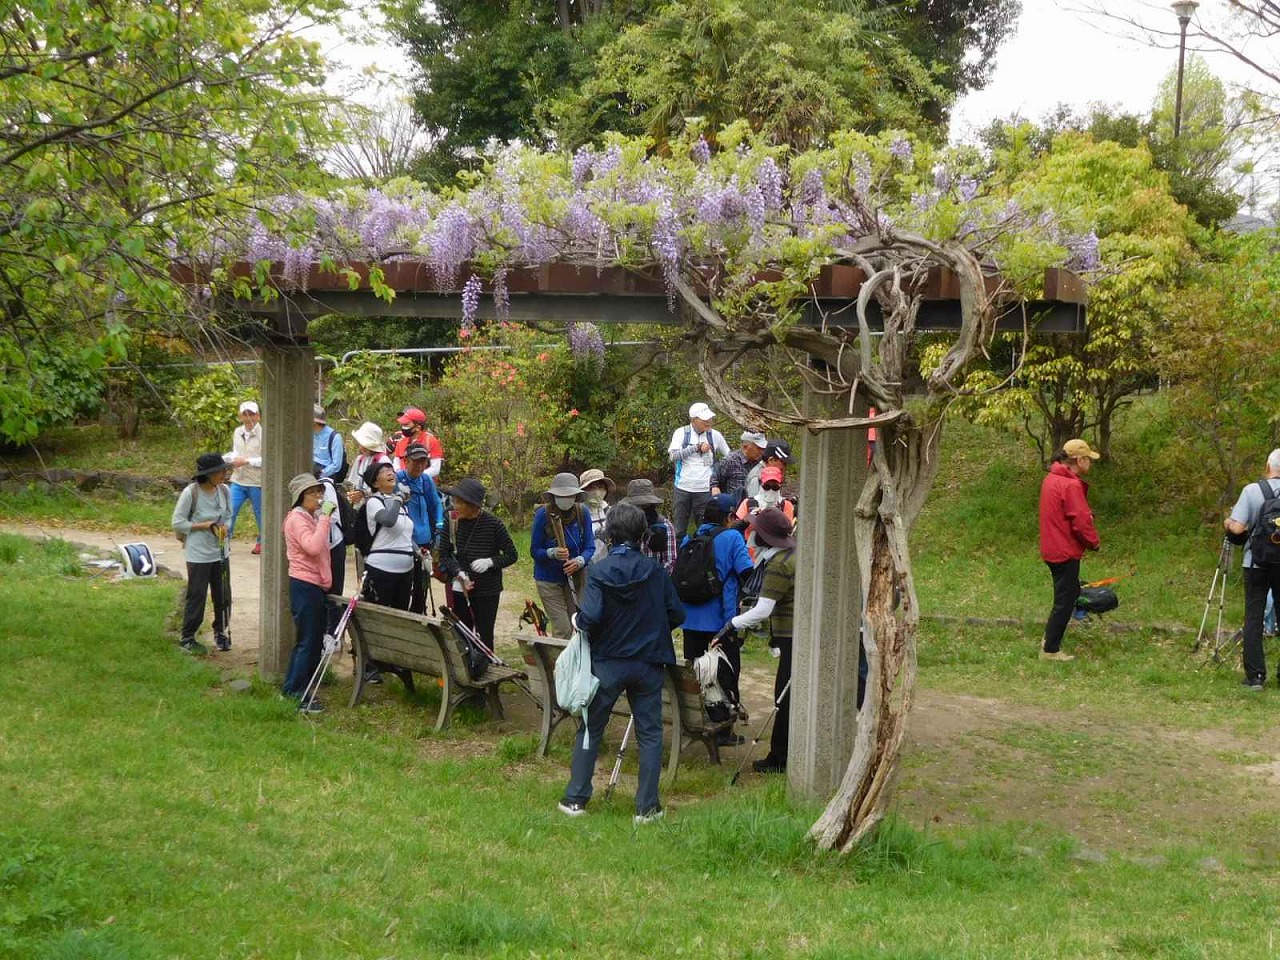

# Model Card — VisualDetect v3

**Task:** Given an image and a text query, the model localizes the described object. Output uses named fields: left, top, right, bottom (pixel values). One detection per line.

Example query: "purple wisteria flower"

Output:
left=957, top=178, right=979, bottom=203
left=426, top=204, right=475, bottom=286
left=1064, top=232, right=1101, bottom=272
left=756, top=157, right=784, bottom=211
left=889, top=138, right=913, bottom=163
left=572, top=147, right=593, bottom=187
left=461, top=274, right=482, bottom=327
left=493, top=267, right=509, bottom=319
left=932, top=166, right=952, bottom=192
left=568, top=321, right=605, bottom=368
left=691, top=137, right=711, bottom=165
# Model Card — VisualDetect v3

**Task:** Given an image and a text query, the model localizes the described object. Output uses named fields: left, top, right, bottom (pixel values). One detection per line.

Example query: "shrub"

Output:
left=169, top=366, right=257, bottom=449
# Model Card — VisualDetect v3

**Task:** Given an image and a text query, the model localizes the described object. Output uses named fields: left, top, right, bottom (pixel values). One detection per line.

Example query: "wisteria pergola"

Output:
left=195, top=257, right=1085, bottom=824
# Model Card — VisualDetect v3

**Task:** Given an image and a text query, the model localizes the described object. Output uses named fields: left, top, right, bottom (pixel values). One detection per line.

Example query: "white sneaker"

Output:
left=558, top=800, right=586, bottom=817
left=634, top=808, right=665, bottom=825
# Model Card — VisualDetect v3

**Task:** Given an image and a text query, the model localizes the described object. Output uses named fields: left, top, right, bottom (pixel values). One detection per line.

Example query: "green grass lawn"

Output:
left=4, top=531, right=1280, bottom=959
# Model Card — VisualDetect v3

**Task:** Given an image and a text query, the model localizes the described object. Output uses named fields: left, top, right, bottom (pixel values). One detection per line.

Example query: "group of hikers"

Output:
left=173, top=400, right=803, bottom=821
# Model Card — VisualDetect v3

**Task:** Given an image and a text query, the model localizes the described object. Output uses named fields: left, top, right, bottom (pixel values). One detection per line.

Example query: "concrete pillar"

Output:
left=258, top=342, right=316, bottom=680
left=787, top=383, right=866, bottom=800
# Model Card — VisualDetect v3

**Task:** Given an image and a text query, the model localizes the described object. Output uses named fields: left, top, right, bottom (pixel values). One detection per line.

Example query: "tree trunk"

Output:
left=809, top=422, right=940, bottom=851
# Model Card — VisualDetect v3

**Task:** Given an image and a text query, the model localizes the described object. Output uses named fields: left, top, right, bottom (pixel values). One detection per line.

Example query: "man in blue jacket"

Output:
left=395, top=443, right=443, bottom=614
left=680, top=494, right=754, bottom=742
left=559, top=503, right=685, bottom=823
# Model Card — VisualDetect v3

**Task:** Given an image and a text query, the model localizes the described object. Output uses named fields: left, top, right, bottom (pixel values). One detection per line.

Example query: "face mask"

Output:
left=758, top=488, right=781, bottom=508
left=554, top=496, right=577, bottom=511
left=585, top=490, right=606, bottom=507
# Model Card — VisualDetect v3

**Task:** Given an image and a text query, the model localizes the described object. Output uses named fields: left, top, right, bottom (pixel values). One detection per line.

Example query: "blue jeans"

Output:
left=563, top=658, right=665, bottom=815
left=284, top=578, right=326, bottom=697
left=229, top=483, right=262, bottom=544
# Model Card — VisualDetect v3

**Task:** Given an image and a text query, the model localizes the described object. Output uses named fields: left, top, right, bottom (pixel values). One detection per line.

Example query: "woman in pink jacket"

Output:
left=282, top=472, right=335, bottom=712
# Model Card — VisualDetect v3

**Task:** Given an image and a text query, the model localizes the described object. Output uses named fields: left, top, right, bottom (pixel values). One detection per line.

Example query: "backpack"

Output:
left=176, top=483, right=230, bottom=544
left=350, top=494, right=414, bottom=560
left=555, top=623, right=600, bottom=748
left=693, top=647, right=736, bottom=723
left=1076, top=585, right=1118, bottom=615
left=1249, top=481, right=1280, bottom=568
left=320, top=478, right=357, bottom=546
left=672, top=527, right=729, bottom=605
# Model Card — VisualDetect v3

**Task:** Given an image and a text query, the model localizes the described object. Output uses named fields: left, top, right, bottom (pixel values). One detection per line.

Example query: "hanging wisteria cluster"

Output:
left=206, top=131, right=1100, bottom=308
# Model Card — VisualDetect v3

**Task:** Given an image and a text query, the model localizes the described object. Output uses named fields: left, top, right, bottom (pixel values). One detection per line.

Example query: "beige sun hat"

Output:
left=288, top=473, right=324, bottom=507
left=578, top=468, right=615, bottom=493
left=352, top=421, right=385, bottom=451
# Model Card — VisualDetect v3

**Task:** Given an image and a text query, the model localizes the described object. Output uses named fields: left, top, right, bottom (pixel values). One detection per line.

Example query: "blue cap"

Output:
left=703, top=493, right=739, bottom=522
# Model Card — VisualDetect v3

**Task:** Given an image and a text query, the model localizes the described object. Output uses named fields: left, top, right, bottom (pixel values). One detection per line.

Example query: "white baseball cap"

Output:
left=238, top=401, right=259, bottom=415
left=741, top=431, right=767, bottom=449
left=689, top=402, right=715, bottom=420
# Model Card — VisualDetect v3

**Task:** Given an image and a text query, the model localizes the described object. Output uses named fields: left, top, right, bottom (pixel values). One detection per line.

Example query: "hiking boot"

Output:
left=179, top=638, right=208, bottom=655
left=716, top=731, right=746, bottom=747
left=752, top=756, right=786, bottom=774
left=297, top=698, right=325, bottom=714
left=251, top=542, right=261, bottom=556
left=1242, top=677, right=1265, bottom=692
left=557, top=800, right=586, bottom=817
left=1039, top=650, right=1075, bottom=662
left=215, top=635, right=231, bottom=652
left=634, top=807, right=665, bottom=825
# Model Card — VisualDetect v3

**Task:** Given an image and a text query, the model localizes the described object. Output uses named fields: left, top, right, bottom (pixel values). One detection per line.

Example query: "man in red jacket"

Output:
left=1038, top=438, right=1102, bottom=661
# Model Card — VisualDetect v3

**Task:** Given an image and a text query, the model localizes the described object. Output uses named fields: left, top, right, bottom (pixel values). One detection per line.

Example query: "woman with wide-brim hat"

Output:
left=282, top=472, right=336, bottom=713
left=729, top=507, right=797, bottom=774
left=172, top=453, right=234, bottom=655
left=348, top=421, right=392, bottom=507
left=622, top=478, right=677, bottom=573
left=529, top=472, right=597, bottom=637
left=579, top=468, right=614, bottom=564
left=437, top=477, right=518, bottom=654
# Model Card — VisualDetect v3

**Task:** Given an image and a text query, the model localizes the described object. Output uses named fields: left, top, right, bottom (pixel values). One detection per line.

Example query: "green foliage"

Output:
left=169, top=367, right=258, bottom=450
left=0, top=0, right=342, bottom=446
left=1154, top=229, right=1280, bottom=505
left=958, top=133, right=1195, bottom=459
left=549, top=0, right=948, bottom=150
left=323, top=350, right=420, bottom=431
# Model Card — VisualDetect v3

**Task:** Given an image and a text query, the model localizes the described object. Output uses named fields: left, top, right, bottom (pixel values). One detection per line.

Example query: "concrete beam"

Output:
left=788, top=382, right=865, bottom=800
left=257, top=344, right=316, bottom=680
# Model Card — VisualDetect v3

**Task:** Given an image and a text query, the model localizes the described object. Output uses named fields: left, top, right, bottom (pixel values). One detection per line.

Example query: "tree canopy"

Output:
left=0, top=0, right=340, bottom=444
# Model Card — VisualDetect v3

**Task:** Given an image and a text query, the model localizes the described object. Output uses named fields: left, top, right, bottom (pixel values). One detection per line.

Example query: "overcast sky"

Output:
left=316, top=0, right=1266, bottom=146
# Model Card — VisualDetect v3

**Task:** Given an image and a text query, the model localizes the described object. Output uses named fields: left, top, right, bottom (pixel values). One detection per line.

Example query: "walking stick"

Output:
left=301, top=571, right=368, bottom=713
left=604, top=718, right=634, bottom=802
left=729, top=678, right=791, bottom=786
left=1193, top=538, right=1231, bottom=653
left=439, top=607, right=539, bottom=705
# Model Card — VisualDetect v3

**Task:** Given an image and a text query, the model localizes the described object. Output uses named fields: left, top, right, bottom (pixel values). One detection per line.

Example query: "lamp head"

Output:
left=1171, top=0, right=1198, bottom=25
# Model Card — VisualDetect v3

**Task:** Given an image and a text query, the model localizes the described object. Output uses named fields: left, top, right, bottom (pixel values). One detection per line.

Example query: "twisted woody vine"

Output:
left=192, top=125, right=1097, bottom=851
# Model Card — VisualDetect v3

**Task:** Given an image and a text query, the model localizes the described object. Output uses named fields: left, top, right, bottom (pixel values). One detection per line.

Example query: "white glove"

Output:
left=396, top=483, right=411, bottom=502
left=470, top=557, right=495, bottom=573
left=571, top=613, right=580, bottom=631
left=730, top=615, right=745, bottom=631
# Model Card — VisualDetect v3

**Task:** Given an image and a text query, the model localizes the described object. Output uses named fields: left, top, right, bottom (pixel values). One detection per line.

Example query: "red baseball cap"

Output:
left=761, top=465, right=784, bottom=484
left=397, top=407, right=427, bottom=426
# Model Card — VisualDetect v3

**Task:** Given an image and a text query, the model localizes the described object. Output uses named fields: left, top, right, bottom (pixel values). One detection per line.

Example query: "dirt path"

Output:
left=11, top=522, right=1280, bottom=853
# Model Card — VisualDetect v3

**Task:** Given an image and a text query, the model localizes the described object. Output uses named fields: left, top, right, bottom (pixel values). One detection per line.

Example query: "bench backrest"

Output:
left=345, top=600, right=450, bottom=679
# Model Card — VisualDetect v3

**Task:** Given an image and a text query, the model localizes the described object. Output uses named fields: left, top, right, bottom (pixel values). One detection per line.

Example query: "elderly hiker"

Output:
left=580, top=468, right=614, bottom=561
left=622, top=478, right=678, bottom=573
left=1224, top=448, right=1280, bottom=691
left=730, top=507, right=797, bottom=774
left=172, top=454, right=234, bottom=654
left=391, top=406, right=444, bottom=478
left=348, top=421, right=392, bottom=507
left=712, top=430, right=768, bottom=502
left=226, top=400, right=264, bottom=554
left=360, top=462, right=417, bottom=611
left=559, top=503, right=685, bottom=822
left=530, top=473, right=596, bottom=637
left=282, top=472, right=335, bottom=713
left=312, top=405, right=347, bottom=480
left=667, top=401, right=730, bottom=537
left=437, top=478, right=518, bottom=656
left=1039, top=439, right=1101, bottom=663
left=734, top=465, right=796, bottom=555
left=679, top=494, right=753, bottom=741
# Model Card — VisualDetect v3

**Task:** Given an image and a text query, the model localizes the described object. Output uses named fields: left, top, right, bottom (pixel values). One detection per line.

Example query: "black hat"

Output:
left=753, top=507, right=796, bottom=549
left=443, top=477, right=486, bottom=507
left=765, top=439, right=792, bottom=462
left=192, top=453, right=228, bottom=482
left=404, top=442, right=431, bottom=461
left=362, top=460, right=394, bottom=490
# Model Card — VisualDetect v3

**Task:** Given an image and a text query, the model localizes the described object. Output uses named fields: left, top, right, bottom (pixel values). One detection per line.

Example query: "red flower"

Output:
left=569, top=408, right=579, bottom=417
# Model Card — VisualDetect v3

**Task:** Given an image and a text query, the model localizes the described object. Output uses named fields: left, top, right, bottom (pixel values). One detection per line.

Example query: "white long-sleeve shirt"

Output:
left=667, top=424, right=730, bottom=493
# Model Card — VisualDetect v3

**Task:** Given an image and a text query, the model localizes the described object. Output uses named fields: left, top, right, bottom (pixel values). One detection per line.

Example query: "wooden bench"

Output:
left=330, top=596, right=527, bottom=731
left=513, top=632, right=736, bottom=780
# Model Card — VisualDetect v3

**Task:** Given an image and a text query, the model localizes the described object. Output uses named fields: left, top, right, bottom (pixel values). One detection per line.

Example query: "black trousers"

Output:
left=1043, top=558, right=1081, bottom=653
left=1242, top=565, right=1280, bottom=681
left=326, top=543, right=347, bottom=632
left=363, top=565, right=413, bottom=610
left=770, top=636, right=792, bottom=764
left=182, top=560, right=228, bottom=643
left=683, top=628, right=742, bottom=707
left=450, top=590, right=501, bottom=653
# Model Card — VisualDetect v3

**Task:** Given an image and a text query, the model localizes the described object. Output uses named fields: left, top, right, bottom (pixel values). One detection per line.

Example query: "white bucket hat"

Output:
left=352, top=421, right=384, bottom=451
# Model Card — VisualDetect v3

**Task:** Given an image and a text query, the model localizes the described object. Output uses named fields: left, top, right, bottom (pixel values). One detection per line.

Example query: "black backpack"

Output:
left=1249, top=481, right=1280, bottom=568
left=350, top=497, right=378, bottom=557
left=320, top=478, right=357, bottom=547
left=672, top=527, right=729, bottom=605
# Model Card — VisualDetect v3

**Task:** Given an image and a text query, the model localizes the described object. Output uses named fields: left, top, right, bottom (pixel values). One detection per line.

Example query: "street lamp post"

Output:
left=1171, top=0, right=1199, bottom=139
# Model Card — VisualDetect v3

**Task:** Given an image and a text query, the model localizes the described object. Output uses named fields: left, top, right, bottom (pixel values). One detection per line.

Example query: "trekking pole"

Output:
left=549, top=511, right=580, bottom=613
left=1193, top=538, right=1231, bottom=653
left=440, top=607, right=540, bottom=705
left=604, top=718, right=634, bottom=802
left=423, top=549, right=437, bottom=616
left=301, top=571, right=368, bottom=712
left=729, top=679, right=791, bottom=786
